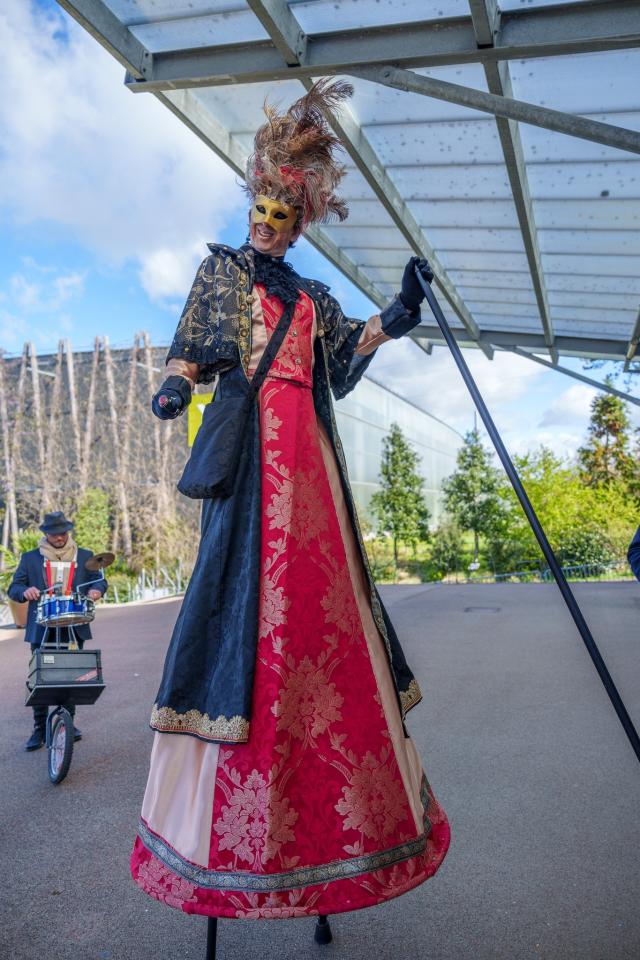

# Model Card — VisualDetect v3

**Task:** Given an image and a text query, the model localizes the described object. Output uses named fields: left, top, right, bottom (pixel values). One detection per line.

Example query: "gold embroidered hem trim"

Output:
left=399, top=679, right=422, bottom=716
left=138, top=819, right=427, bottom=892
left=150, top=705, right=250, bottom=743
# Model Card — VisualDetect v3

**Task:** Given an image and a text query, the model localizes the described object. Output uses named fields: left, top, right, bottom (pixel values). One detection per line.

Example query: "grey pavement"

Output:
left=1, top=582, right=639, bottom=960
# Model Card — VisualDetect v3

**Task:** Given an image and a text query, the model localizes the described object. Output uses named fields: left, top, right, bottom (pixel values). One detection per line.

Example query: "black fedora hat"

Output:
left=40, top=511, right=74, bottom=535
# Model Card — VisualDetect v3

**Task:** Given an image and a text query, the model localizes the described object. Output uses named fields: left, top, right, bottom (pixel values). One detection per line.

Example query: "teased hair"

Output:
left=245, top=78, right=353, bottom=226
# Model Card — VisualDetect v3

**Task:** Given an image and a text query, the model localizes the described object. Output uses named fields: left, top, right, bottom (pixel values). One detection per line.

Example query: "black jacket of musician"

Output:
left=8, top=548, right=108, bottom=646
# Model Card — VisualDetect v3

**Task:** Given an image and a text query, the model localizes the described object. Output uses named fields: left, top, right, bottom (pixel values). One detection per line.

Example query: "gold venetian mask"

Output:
left=250, top=195, right=298, bottom=233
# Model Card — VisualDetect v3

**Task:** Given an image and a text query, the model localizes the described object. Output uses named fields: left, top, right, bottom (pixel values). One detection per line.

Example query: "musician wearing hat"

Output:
left=8, top=511, right=108, bottom=751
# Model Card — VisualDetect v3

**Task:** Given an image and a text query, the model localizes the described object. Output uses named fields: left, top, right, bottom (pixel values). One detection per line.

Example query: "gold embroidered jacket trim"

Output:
left=150, top=704, right=250, bottom=743
left=400, top=679, right=423, bottom=716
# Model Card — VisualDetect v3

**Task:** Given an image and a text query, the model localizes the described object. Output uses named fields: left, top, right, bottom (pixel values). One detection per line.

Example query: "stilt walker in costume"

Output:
left=131, top=80, right=450, bottom=920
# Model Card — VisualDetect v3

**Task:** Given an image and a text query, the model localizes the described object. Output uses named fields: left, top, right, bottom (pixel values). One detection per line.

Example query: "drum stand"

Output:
left=204, top=914, right=332, bottom=958
left=40, top=623, right=81, bottom=651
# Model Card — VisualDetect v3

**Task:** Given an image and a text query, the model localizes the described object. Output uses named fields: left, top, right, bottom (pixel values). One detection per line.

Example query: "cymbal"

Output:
left=86, top=551, right=115, bottom=571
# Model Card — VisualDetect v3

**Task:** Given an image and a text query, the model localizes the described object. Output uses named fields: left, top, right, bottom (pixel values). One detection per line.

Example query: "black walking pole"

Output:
left=204, top=909, right=332, bottom=956
left=206, top=918, right=217, bottom=960
left=415, top=267, right=640, bottom=765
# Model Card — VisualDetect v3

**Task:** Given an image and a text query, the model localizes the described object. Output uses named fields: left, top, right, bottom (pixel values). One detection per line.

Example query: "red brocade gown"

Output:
left=130, top=285, right=450, bottom=919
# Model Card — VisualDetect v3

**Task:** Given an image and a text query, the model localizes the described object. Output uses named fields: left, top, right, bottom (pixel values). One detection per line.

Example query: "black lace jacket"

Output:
left=167, top=242, right=414, bottom=400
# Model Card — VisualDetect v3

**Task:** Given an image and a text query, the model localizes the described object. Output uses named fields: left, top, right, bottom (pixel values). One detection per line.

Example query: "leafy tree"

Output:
left=74, top=488, right=111, bottom=553
left=486, top=447, right=636, bottom=573
left=371, top=423, right=430, bottom=567
left=578, top=385, right=634, bottom=486
left=0, top=528, right=41, bottom=593
left=429, top=519, right=464, bottom=579
left=442, top=429, right=502, bottom=561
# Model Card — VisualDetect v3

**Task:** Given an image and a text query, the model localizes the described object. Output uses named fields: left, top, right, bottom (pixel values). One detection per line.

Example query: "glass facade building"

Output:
left=335, top=375, right=462, bottom=527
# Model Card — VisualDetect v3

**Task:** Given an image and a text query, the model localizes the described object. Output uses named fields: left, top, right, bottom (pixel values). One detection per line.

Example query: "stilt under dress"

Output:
left=131, top=284, right=450, bottom=919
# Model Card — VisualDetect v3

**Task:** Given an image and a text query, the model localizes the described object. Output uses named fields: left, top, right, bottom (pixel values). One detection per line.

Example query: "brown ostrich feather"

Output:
left=245, top=79, right=353, bottom=226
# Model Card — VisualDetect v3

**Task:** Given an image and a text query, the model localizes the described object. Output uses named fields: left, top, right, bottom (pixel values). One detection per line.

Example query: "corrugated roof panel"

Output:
left=409, top=199, right=521, bottom=229
left=291, top=0, right=469, bottom=32
left=387, top=164, right=513, bottom=200
left=543, top=253, right=640, bottom=277
left=363, top=119, right=504, bottom=166
left=534, top=199, right=640, bottom=230
left=527, top=161, right=640, bottom=200
left=441, top=250, right=530, bottom=272
left=509, top=50, right=640, bottom=114
left=112, top=0, right=243, bottom=22
left=452, top=270, right=537, bottom=290
left=129, top=9, right=267, bottom=52
left=538, top=230, right=640, bottom=256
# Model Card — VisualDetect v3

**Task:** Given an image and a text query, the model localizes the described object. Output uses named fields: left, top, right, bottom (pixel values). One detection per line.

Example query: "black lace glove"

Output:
left=151, top=376, right=192, bottom=421
left=399, top=256, right=434, bottom=312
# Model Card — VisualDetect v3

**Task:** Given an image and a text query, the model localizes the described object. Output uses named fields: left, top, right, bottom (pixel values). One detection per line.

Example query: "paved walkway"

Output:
left=1, top=582, right=639, bottom=960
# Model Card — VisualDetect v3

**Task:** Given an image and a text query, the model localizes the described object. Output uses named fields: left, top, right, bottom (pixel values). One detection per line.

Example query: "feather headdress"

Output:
left=245, top=79, right=353, bottom=227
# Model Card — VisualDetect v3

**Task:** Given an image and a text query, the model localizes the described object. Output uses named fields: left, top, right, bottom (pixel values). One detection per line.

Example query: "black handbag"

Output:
left=177, top=302, right=296, bottom=500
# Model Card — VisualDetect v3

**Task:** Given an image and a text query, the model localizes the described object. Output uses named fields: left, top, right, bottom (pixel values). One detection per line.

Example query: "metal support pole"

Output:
left=205, top=917, right=217, bottom=960
left=314, top=914, right=333, bottom=945
left=416, top=268, right=640, bottom=765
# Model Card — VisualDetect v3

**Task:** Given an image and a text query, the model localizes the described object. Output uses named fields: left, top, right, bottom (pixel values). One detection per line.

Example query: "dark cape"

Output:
left=151, top=244, right=423, bottom=743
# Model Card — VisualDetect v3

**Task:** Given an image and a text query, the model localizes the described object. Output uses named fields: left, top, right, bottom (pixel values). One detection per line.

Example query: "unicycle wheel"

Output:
left=48, top=709, right=74, bottom=784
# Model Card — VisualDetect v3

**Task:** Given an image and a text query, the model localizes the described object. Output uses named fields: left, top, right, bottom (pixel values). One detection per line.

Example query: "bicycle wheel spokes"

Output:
left=51, top=721, right=66, bottom=773
left=48, top=709, right=74, bottom=784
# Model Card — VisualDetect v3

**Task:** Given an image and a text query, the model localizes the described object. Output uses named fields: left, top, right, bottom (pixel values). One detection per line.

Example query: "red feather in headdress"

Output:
left=245, top=79, right=353, bottom=226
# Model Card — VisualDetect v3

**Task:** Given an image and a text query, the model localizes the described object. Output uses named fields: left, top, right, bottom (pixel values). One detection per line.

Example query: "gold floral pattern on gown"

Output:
left=213, top=762, right=299, bottom=870
left=272, top=654, right=344, bottom=746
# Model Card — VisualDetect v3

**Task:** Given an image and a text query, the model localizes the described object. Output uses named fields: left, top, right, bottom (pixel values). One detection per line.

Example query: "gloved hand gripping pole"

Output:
left=415, top=266, right=640, bottom=765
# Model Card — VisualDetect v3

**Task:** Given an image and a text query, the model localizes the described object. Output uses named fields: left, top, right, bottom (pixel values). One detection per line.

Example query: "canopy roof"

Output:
left=58, top=0, right=640, bottom=364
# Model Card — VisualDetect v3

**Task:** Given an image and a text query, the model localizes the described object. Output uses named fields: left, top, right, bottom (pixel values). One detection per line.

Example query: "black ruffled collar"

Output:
left=242, top=244, right=301, bottom=307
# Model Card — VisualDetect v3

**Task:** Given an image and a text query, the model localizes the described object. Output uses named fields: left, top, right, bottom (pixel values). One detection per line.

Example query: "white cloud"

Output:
left=370, top=337, right=544, bottom=435
left=10, top=275, right=40, bottom=311
left=0, top=1, right=244, bottom=301
left=539, top=384, right=597, bottom=428
left=508, top=427, right=584, bottom=461
left=9, top=265, right=85, bottom=313
left=53, top=271, right=84, bottom=305
left=0, top=312, right=27, bottom=350
left=138, top=243, right=207, bottom=302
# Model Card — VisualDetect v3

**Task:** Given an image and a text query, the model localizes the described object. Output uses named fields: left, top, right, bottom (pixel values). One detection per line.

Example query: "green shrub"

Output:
left=74, top=488, right=111, bottom=553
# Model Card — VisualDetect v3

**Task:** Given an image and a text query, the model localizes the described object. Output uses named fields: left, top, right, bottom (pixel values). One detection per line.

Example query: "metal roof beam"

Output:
left=56, top=0, right=149, bottom=77
left=468, top=1, right=556, bottom=360
left=122, top=1, right=640, bottom=92
left=124, top=19, right=477, bottom=92
left=624, top=307, right=640, bottom=371
left=244, top=0, right=307, bottom=66
left=359, top=66, right=640, bottom=156
left=411, top=324, right=629, bottom=360
left=504, top=346, right=640, bottom=406
left=468, top=0, right=499, bottom=47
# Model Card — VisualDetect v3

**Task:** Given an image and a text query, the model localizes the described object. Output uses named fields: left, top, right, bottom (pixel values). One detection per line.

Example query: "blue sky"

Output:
left=1, top=0, right=637, bottom=458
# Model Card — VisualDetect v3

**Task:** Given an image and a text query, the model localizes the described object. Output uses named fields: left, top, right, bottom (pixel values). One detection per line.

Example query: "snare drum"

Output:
left=36, top=593, right=95, bottom=627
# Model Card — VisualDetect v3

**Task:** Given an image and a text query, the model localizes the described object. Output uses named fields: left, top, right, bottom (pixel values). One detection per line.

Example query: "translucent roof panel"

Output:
left=59, top=0, right=640, bottom=361
left=291, top=0, right=471, bottom=32
left=499, top=0, right=601, bottom=9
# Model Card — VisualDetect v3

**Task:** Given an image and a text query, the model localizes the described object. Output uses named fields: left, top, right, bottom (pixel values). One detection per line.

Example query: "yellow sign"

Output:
left=187, top=393, right=214, bottom=447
